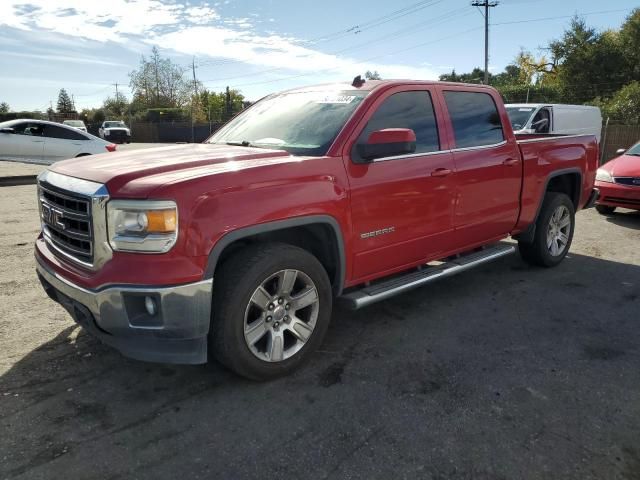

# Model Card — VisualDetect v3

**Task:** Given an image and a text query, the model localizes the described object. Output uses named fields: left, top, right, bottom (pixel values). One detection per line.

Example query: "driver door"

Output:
left=345, top=87, right=456, bottom=282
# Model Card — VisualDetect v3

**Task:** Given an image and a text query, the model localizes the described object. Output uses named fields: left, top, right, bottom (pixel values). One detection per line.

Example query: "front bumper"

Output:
left=36, top=256, right=212, bottom=364
left=595, top=181, right=640, bottom=210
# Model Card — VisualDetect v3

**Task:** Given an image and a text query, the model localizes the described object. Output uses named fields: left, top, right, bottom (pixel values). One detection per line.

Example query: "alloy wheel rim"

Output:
left=546, top=205, right=571, bottom=256
left=243, top=269, right=319, bottom=362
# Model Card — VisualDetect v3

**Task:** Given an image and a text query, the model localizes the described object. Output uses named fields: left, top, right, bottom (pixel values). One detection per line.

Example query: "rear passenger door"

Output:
left=441, top=89, right=522, bottom=247
left=346, top=88, right=456, bottom=282
left=42, top=124, right=87, bottom=161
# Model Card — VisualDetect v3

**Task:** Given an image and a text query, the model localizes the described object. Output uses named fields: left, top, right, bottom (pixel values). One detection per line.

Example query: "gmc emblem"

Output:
left=42, top=203, right=66, bottom=230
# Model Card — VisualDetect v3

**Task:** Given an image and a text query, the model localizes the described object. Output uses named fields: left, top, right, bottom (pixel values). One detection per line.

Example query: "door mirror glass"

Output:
left=0, top=127, right=15, bottom=134
left=357, top=128, right=416, bottom=161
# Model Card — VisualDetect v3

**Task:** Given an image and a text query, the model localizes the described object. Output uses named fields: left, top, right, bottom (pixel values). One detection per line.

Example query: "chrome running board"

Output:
left=339, top=243, right=515, bottom=310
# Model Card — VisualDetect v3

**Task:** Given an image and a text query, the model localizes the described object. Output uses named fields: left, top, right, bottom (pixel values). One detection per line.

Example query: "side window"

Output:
left=355, top=91, right=440, bottom=160
left=13, top=122, right=43, bottom=136
left=532, top=108, right=551, bottom=133
left=444, top=91, right=504, bottom=148
left=43, top=125, right=87, bottom=140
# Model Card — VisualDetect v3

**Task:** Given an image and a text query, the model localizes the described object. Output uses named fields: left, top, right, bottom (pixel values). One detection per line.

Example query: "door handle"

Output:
left=431, top=168, right=452, bottom=177
left=503, top=158, right=519, bottom=166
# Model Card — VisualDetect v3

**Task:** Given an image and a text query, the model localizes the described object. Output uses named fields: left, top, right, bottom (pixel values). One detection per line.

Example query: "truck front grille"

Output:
left=39, top=183, right=93, bottom=265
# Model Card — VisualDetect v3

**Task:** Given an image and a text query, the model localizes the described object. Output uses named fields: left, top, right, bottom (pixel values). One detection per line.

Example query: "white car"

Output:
left=62, top=119, right=88, bottom=132
left=505, top=104, right=603, bottom=142
left=99, top=120, right=131, bottom=143
left=0, top=119, right=116, bottom=163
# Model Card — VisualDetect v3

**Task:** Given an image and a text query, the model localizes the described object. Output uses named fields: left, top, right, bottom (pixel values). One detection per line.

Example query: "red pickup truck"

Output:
left=35, top=79, right=599, bottom=379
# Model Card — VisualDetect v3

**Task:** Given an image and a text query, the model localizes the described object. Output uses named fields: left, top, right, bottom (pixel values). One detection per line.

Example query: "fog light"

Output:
left=144, top=296, right=157, bottom=316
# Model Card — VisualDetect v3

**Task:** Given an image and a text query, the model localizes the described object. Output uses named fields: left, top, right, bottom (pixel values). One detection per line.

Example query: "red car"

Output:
left=34, top=79, right=599, bottom=379
left=595, top=142, right=640, bottom=214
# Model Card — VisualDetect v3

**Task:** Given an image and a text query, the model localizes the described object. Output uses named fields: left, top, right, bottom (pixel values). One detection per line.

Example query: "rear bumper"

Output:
left=36, top=256, right=212, bottom=364
left=595, top=181, right=640, bottom=210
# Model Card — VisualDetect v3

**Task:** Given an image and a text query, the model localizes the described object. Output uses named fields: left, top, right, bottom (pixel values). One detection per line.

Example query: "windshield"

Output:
left=105, top=121, right=126, bottom=128
left=505, top=107, right=536, bottom=130
left=64, top=120, right=83, bottom=126
left=626, top=142, right=640, bottom=156
left=208, top=89, right=368, bottom=156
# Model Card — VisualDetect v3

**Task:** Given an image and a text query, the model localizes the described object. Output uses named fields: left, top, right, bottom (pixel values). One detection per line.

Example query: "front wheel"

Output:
left=211, top=243, right=332, bottom=380
left=518, top=192, right=575, bottom=267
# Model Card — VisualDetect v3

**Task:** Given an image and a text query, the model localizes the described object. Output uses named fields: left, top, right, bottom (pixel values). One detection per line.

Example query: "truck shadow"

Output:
left=604, top=209, right=640, bottom=231
left=1, top=252, right=639, bottom=479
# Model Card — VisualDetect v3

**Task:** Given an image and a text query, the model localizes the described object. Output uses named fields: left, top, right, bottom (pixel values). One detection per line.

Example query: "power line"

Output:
left=471, top=1, right=499, bottom=85
left=491, top=7, right=633, bottom=25
left=199, top=6, right=473, bottom=85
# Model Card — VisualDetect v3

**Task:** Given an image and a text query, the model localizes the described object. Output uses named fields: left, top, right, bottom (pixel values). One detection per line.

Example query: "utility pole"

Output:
left=191, top=57, right=198, bottom=143
left=471, top=1, right=498, bottom=85
left=113, top=82, right=119, bottom=98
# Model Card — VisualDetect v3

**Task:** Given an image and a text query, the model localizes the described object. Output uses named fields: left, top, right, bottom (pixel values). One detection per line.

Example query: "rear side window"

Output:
left=356, top=91, right=440, bottom=159
left=444, top=91, right=504, bottom=148
left=43, top=125, right=87, bottom=140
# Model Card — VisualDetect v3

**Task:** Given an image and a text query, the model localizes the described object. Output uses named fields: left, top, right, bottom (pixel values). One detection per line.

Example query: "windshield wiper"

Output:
left=225, top=140, right=251, bottom=147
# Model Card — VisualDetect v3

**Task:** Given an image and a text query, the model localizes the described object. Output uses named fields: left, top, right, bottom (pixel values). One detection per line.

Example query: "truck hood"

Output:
left=51, top=143, right=295, bottom=197
left=604, top=153, right=640, bottom=177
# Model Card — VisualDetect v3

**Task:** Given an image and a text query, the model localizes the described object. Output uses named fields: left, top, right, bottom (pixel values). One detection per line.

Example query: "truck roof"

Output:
left=280, top=79, right=496, bottom=94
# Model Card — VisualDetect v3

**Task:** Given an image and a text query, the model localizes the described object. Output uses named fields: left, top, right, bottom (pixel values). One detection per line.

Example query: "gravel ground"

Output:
left=0, top=182, right=639, bottom=480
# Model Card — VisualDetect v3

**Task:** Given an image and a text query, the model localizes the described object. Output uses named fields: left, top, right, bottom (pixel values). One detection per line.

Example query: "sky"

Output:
left=0, top=0, right=635, bottom=111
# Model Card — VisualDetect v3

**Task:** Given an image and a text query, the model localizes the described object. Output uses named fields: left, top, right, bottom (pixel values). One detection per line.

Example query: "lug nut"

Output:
left=284, top=315, right=290, bottom=323
left=266, top=316, right=272, bottom=322
left=268, top=303, right=275, bottom=310
left=285, top=304, right=290, bottom=310
left=274, top=322, right=280, bottom=328
left=278, top=298, right=284, bottom=304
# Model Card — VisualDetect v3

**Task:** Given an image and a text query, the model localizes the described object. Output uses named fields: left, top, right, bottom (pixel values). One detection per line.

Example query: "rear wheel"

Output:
left=211, top=243, right=332, bottom=380
left=519, top=192, right=575, bottom=267
left=595, top=205, right=615, bottom=215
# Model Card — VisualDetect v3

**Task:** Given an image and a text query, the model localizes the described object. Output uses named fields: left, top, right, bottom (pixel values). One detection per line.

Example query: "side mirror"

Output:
left=0, top=127, right=15, bottom=134
left=531, top=118, right=549, bottom=133
left=357, top=128, right=416, bottom=161
left=616, top=148, right=626, bottom=155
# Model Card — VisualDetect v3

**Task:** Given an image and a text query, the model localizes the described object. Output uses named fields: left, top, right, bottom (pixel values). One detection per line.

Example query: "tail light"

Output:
left=105, top=144, right=117, bottom=152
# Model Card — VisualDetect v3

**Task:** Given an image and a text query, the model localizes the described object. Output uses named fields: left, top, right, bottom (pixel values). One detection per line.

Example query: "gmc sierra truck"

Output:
left=35, top=79, right=599, bottom=380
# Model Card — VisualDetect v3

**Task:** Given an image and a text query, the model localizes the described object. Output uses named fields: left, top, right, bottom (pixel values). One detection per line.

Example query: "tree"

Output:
left=102, top=92, right=129, bottom=118
left=197, top=87, right=245, bottom=123
left=439, top=67, right=487, bottom=84
left=595, top=81, right=640, bottom=124
left=365, top=70, right=382, bottom=80
left=129, top=46, right=195, bottom=109
left=56, top=88, right=74, bottom=113
left=0, top=102, right=9, bottom=114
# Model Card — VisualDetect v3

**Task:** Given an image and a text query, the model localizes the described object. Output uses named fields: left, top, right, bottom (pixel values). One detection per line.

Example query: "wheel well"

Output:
left=546, top=173, right=580, bottom=209
left=214, top=224, right=342, bottom=294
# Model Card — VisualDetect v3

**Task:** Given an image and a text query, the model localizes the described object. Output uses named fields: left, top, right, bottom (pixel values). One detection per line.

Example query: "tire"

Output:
left=595, top=205, right=615, bottom=215
left=211, top=243, right=333, bottom=380
left=518, top=192, right=575, bottom=267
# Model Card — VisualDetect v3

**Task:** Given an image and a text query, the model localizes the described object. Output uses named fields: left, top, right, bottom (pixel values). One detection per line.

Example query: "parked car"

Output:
left=505, top=103, right=602, bottom=142
left=99, top=120, right=131, bottom=144
left=62, top=119, right=88, bottom=132
left=595, top=141, right=640, bottom=214
left=35, top=79, right=598, bottom=380
left=0, top=119, right=116, bottom=162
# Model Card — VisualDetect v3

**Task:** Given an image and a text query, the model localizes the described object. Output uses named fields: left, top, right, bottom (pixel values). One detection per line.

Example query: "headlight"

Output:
left=107, top=200, right=178, bottom=253
left=596, top=168, right=613, bottom=183
left=104, top=130, right=110, bottom=135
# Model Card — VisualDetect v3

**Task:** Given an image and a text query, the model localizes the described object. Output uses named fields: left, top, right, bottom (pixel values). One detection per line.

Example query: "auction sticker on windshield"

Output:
left=314, top=95, right=357, bottom=104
